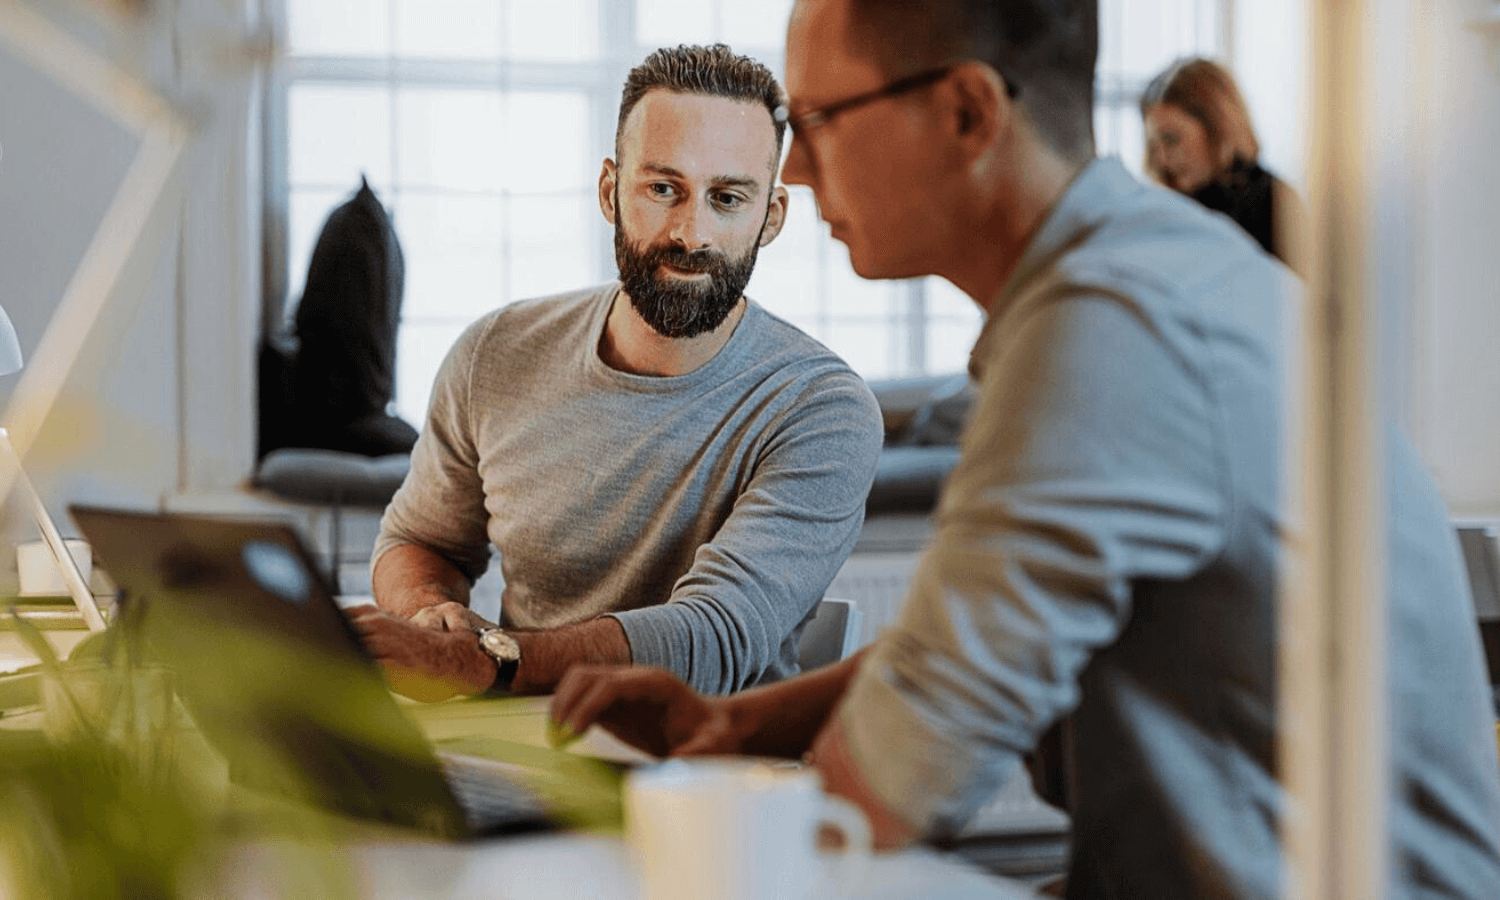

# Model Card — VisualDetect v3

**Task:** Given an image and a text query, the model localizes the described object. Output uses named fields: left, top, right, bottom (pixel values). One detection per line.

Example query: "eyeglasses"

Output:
left=775, top=64, right=1019, bottom=137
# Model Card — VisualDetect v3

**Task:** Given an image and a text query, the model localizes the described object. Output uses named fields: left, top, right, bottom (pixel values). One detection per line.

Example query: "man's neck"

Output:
left=598, top=290, right=747, bottom=377
left=941, top=152, right=1090, bottom=312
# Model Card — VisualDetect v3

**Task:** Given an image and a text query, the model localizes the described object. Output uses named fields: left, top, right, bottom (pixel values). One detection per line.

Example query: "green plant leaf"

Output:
left=6, top=605, right=61, bottom=672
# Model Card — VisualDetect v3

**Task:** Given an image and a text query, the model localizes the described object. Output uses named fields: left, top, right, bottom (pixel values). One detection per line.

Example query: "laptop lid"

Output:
left=0, top=430, right=106, bottom=631
left=67, top=504, right=475, bottom=838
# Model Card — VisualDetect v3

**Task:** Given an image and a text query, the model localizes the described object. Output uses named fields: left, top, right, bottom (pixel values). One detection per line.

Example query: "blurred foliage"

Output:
left=0, top=605, right=359, bottom=900
left=0, top=600, right=626, bottom=898
left=0, top=606, right=212, bottom=899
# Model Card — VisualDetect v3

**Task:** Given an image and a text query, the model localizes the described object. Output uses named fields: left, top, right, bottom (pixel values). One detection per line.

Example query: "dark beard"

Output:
left=614, top=214, right=761, bottom=340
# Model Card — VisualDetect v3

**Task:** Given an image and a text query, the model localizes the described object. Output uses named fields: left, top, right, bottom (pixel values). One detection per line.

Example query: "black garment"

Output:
left=1191, top=158, right=1301, bottom=269
left=273, top=177, right=417, bottom=458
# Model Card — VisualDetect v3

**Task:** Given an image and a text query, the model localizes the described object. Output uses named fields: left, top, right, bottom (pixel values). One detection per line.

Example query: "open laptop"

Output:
left=68, top=503, right=586, bottom=840
left=0, top=429, right=107, bottom=631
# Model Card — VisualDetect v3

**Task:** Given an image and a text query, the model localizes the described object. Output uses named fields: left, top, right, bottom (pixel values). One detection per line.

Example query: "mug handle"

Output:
left=815, top=794, right=873, bottom=894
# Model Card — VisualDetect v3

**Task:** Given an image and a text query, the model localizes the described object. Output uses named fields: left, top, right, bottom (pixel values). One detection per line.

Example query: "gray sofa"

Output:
left=864, top=373, right=975, bottom=516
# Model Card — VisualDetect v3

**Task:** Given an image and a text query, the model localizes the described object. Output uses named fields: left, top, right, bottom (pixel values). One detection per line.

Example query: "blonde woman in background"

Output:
left=1141, top=57, right=1305, bottom=273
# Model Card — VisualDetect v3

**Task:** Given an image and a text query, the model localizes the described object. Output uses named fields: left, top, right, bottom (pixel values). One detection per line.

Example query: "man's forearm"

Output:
left=728, top=648, right=868, bottom=759
left=510, top=616, right=632, bottom=695
left=372, top=543, right=473, bottom=618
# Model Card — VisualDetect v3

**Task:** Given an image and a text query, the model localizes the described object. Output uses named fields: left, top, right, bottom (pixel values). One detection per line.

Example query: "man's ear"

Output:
left=598, top=158, right=618, bottom=225
left=758, top=185, right=790, bottom=247
left=944, top=62, right=1008, bottom=155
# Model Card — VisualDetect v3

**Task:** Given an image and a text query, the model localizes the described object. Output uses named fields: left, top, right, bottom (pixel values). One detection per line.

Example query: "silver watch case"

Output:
left=477, top=626, right=521, bottom=664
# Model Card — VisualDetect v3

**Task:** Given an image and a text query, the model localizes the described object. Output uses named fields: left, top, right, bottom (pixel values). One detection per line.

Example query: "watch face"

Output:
left=479, top=628, right=521, bottom=663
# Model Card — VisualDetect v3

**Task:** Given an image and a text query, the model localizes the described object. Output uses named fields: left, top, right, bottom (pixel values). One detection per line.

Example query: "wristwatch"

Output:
left=475, top=626, right=522, bottom=693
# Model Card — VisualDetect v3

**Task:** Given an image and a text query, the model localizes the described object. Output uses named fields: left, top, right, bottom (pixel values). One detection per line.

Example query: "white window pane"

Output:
left=721, top=0, right=793, bottom=52
left=636, top=0, right=714, bottom=47
left=1102, top=0, right=1222, bottom=81
left=1097, top=0, right=1124, bottom=78
left=507, top=193, right=597, bottom=299
left=286, top=187, right=361, bottom=315
left=745, top=259, right=819, bottom=326
left=508, top=0, right=598, bottom=62
left=396, top=89, right=506, bottom=192
left=398, top=192, right=506, bottom=321
left=396, top=320, right=473, bottom=427
left=1119, top=100, right=1146, bottom=175
left=288, top=0, right=390, bottom=57
left=746, top=186, right=823, bottom=319
left=824, top=253, right=897, bottom=319
left=925, top=277, right=978, bottom=318
left=926, top=318, right=983, bottom=374
left=395, top=0, right=502, bottom=60
left=288, top=86, right=392, bottom=188
left=822, top=321, right=899, bottom=381
left=501, top=93, right=592, bottom=192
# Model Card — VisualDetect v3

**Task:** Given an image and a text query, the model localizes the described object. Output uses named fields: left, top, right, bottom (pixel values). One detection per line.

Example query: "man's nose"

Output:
left=781, top=135, right=815, bottom=188
left=668, top=200, right=713, bottom=250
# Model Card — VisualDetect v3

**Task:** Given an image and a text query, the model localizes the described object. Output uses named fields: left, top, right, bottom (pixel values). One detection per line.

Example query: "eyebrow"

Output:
left=638, top=163, right=764, bottom=193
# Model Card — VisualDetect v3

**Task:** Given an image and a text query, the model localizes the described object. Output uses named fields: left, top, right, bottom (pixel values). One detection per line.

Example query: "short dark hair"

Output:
left=844, top=0, right=1098, bottom=161
left=615, top=44, right=788, bottom=166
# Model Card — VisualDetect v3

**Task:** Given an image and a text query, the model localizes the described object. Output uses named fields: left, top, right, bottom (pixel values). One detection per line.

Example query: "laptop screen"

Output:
left=68, top=504, right=471, bottom=837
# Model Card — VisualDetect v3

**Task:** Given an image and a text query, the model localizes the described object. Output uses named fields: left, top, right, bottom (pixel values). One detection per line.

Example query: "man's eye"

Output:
left=649, top=183, right=676, bottom=198
left=713, top=192, right=746, bottom=209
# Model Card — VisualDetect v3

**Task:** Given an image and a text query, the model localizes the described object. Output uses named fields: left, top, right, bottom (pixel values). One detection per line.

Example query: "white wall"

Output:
left=1234, top=0, right=1500, bottom=517
left=1232, top=0, right=1310, bottom=190
left=1409, top=0, right=1500, bottom=517
left=0, top=0, right=259, bottom=593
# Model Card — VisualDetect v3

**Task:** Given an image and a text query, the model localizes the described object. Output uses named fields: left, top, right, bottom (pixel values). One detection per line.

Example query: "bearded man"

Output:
left=349, top=44, right=883, bottom=702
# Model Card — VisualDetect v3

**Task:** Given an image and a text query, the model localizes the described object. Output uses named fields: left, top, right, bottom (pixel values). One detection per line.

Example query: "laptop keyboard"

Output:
left=440, top=753, right=553, bottom=834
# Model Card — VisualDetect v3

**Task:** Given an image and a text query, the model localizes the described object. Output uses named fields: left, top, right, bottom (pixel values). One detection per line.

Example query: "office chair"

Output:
left=796, top=597, right=864, bottom=671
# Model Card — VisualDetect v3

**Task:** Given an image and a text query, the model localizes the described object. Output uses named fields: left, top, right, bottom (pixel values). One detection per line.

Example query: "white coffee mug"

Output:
left=626, top=757, right=872, bottom=900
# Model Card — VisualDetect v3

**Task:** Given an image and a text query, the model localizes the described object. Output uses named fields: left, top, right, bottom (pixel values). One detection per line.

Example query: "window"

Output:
left=1095, top=0, right=1229, bottom=175
left=269, top=0, right=1228, bottom=425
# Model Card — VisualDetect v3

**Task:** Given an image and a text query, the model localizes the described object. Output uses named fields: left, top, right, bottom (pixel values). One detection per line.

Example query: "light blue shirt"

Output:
left=838, top=158, right=1500, bottom=898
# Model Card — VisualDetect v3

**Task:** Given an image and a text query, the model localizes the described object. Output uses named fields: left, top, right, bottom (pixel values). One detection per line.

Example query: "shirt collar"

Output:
left=969, top=157, right=1139, bottom=378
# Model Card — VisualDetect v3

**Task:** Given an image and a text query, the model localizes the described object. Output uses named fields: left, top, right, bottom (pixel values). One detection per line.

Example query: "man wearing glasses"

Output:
left=552, top=2, right=1500, bottom=896
left=349, top=44, right=882, bottom=702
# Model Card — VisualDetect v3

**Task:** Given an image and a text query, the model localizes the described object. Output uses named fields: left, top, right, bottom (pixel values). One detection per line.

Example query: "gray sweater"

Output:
left=375, top=285, right=883, bottom=694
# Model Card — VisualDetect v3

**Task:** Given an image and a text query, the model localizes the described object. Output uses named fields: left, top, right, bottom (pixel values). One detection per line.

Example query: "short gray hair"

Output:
left=843, top=0, right=1098, bottom=162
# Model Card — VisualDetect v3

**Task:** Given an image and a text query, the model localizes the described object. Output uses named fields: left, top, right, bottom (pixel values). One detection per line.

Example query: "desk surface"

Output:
left=6, top=668, right=1040, bottom=899
left=216, top=831, right=1037, bottom=900
left=367, top=697, right=1037, bottom=898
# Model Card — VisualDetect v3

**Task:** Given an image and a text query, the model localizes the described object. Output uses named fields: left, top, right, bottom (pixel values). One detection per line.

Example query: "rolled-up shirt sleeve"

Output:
left=837, top=287, right=1228, bottom=836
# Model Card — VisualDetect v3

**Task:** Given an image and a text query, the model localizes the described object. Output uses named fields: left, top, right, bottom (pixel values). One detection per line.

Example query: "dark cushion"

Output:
left=889, top=373, right=975, bottom=447
left=866, top=445, right=963, bottom=515
left=257, top=332, right=299, bottom=459
left=869, top=373, right=976, bottom=446
left=254, top=448, right=410, bottom=507
left=286, top=176, right=417, bottom=454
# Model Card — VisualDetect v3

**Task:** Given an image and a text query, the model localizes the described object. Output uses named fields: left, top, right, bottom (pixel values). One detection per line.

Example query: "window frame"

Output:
left=262, top=0, right=1233, bottom=422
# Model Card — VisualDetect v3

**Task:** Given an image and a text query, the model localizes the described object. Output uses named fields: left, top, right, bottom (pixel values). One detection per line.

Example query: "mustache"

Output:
left=632, top=241, right=733, bottom=275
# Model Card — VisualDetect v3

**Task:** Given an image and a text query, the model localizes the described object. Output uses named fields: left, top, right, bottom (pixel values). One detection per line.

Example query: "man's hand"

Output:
left=408, top=600, right=493, bottom=632
left=346, top=604, right=496, bottom=702
left=549, top=665, right=745, bottom=758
